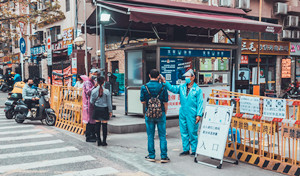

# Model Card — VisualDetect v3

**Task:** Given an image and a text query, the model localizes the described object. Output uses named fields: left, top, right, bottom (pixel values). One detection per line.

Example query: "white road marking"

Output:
left=0, top=147, right=78, bottom=159
left=0, top=122, right=18, bottom=126
left=0, top=125, right=34, bottom=130
left=54, top=167, right=119, bottom=176
left=0, top=155, right=96, bottom=174
left=0, top=129, right=42, bottom=135
left=0, top=134, right=52, bottom=141
left=0, top=140, right=64, bottom=149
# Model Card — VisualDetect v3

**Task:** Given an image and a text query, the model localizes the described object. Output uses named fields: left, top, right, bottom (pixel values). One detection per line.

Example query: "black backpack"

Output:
left=145, top=85, right=164, bottom=118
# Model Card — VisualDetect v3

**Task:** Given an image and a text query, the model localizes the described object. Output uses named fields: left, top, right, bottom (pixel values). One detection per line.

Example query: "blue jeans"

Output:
left=145, top=113, right=168, bottom=159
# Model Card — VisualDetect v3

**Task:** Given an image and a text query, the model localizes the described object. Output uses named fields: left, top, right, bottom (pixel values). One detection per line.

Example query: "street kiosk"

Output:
left=124, top=40, right=236, bottom=116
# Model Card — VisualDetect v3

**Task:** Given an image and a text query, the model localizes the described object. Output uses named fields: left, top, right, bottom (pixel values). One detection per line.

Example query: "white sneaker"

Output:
left=27, top=111, right=31, bottom=118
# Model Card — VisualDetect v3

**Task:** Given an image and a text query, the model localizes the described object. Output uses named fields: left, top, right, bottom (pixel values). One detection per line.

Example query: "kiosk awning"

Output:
left=99, top=1, right=282, bottom=34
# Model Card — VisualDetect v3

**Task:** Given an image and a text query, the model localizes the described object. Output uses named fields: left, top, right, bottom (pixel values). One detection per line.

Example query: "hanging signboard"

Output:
left=241, top=39, right=290, bottom=55
left=71, top=58, right=77, bottom=74
left=240, top=55, right=249, bottom=64
left=263, top=99, right=286, bottom=119
left=47, top=36, right=52, bottom=66
left=196, top=104, right=234, bottom=160
left=240, top=96, right=260, bottom=115
left=281, top=58, right=291, bottom=78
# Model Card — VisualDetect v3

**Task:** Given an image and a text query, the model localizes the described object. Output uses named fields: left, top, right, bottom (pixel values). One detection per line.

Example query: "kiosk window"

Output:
left=127, top=51, right=143, bottom=86
left=199, top=58, right=229, bottom=71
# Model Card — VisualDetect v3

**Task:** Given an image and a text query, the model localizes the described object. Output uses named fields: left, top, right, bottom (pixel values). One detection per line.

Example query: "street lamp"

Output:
left=74, top=36, right=85, bottom=50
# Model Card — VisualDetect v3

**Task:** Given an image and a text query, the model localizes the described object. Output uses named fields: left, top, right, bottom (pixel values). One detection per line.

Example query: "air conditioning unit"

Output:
left=235, top=0, right=250, bottom=9
left=274, top=2, right=287, bottom=15
left=220, top=0, right=231, bottom=7
left=282, top=30, right=291, bottom=38
left=285, top=15, right=299, bottom=27
left=57, top=34, right=62, bottom=40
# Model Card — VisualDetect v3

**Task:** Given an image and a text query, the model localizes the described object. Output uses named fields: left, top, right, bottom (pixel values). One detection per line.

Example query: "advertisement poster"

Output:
left=197, top=105, right=234, bottom=160
left=52, top=66, right=72, bottom=86
left=218, top=58, right=228, bottom=71
left=160, top=57, right=192, bottom=85
left=240, top=96, right=260, bottom=115
left=263, top=99, right=286, bottom=119
left=281, top=59, right=291, bottom=78
left=200, top=58, right=212, bottom=71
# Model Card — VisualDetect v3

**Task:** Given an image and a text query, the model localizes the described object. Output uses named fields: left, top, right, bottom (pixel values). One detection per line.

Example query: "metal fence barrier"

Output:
left=209, top=89, right=300, bottom=175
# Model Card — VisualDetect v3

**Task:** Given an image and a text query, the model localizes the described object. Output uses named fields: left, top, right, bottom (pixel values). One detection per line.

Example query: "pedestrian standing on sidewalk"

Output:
left=90, top=76, right=112, bottom=146
left=82, top=69, right=99, bottom=142
left=140, top=69, right=170, bottom=163
left=160, top=69, right=204, bottom=156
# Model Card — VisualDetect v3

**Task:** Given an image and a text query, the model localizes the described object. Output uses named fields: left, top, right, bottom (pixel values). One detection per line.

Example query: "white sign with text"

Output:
left=240, top=96, right=260, bottom=115
left=196, top=104, right=234, bottom=160
left=263, top=99, right=286, bottom=119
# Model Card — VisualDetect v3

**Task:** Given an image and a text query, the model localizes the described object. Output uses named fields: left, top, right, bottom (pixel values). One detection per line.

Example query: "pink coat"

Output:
left=82, top=78, right=96, bottom=124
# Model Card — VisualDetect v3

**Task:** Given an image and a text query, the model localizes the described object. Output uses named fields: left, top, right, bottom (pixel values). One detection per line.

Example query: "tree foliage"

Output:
left=0, top=0, right=65, bottom=54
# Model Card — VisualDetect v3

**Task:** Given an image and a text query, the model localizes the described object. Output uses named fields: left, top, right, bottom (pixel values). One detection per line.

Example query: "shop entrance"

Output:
left=241, top=56, right=276, bottom=95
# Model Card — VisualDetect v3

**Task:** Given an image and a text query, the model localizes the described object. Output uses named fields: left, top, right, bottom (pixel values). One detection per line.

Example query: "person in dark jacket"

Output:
left=90, top=76, right=112, bottom=146
left=22, top=78, right=38, bottom=117
left=140, top=69, right=170, bottom=163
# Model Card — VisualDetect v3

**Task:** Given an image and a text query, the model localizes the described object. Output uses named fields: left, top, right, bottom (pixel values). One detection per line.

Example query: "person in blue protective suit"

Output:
left=160, top=69, right=204, bottom=156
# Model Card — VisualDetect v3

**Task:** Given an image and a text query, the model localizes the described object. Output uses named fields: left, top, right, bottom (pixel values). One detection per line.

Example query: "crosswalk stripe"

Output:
left=0, top=125, right=34, bottom=130
left=0, top=129, right=42, bottom=135
left=54, top=167, right=119, bottom=176
left=0, top=155, right=96, bottom=174
left=0, top=122, right=17, bottom=126
left=0, top=140, right=64, bottom=149
left=0, top=134, right=52, bottom=141
left=0, top=147, right=78, bottom=159
left=0, top=119, right=11, bottom=122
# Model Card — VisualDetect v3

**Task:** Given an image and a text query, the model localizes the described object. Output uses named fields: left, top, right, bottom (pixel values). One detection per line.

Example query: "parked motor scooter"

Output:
left=282, top=82, right=300, bottom=99
left=14, top=88, right=56, bottom=126
left=4, top=93, right=22, bottom=119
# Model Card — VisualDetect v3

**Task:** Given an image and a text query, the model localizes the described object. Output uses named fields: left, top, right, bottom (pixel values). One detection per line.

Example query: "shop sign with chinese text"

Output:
left=290, top=42, right=300, bottom=56
left=281, top=58, right=291, bottom=78
left=31, top=45, right=45, bottom=56
left=240, top=55, right=248, bottom=64
left=160, top=48, right=230, bottom=57
left=62, top=27, right=73, bottom=49
left=263, top=99, right=286, bottom=119
left=241, top=39, right=290, bottom=55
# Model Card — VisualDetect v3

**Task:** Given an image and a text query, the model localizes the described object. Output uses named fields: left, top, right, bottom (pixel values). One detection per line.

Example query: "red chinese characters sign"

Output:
left=241, top=39, right=290, bottom=56
left=282, top=59, right=291, bottom=78
left=240, top=55, right=248, bottom=64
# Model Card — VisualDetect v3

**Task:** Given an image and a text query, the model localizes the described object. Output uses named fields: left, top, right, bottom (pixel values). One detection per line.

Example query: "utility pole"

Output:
left=100, top=7, right=105, bottom=76
left=84, top=0, right=88, bottom=75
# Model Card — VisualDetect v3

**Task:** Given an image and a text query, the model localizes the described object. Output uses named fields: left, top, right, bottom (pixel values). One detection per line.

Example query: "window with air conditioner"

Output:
left=282, top=30, right=291, bottom=38
left=285, top=16, right=299, bottom=27
left=274, top=3, right=287, bottom=15
left=220, top=0, right=231, bottom=7
left=235, top=0, right=250, bottom=9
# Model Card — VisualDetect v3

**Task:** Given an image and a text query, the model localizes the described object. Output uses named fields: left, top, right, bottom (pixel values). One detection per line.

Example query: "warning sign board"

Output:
left=196, top=104, right=234, bottom=160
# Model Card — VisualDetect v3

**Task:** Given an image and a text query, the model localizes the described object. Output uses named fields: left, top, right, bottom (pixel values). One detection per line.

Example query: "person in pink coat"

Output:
left=82, top=69, right=99, bottom=142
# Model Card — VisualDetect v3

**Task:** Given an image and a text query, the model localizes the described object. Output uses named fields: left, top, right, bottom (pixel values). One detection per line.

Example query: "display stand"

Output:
left=194, top=99, right=238, bottom=169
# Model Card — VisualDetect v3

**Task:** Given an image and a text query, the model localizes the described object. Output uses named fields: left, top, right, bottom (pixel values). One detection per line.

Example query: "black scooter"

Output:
left=4, top=93, right=22, bottom=119
left=14, top=88, right=56, bottom=126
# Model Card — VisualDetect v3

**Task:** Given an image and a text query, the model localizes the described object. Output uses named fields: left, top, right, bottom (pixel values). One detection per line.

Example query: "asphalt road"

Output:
left=0, top=92, right=283, bottom=176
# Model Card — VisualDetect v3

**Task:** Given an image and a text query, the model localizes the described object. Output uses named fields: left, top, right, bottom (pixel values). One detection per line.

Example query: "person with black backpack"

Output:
left=140, top=69, right=170, bottom=163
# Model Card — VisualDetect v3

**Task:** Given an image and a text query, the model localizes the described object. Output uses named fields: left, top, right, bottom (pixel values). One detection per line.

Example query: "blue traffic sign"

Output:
left=19, top=38, right=26, bottom=54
